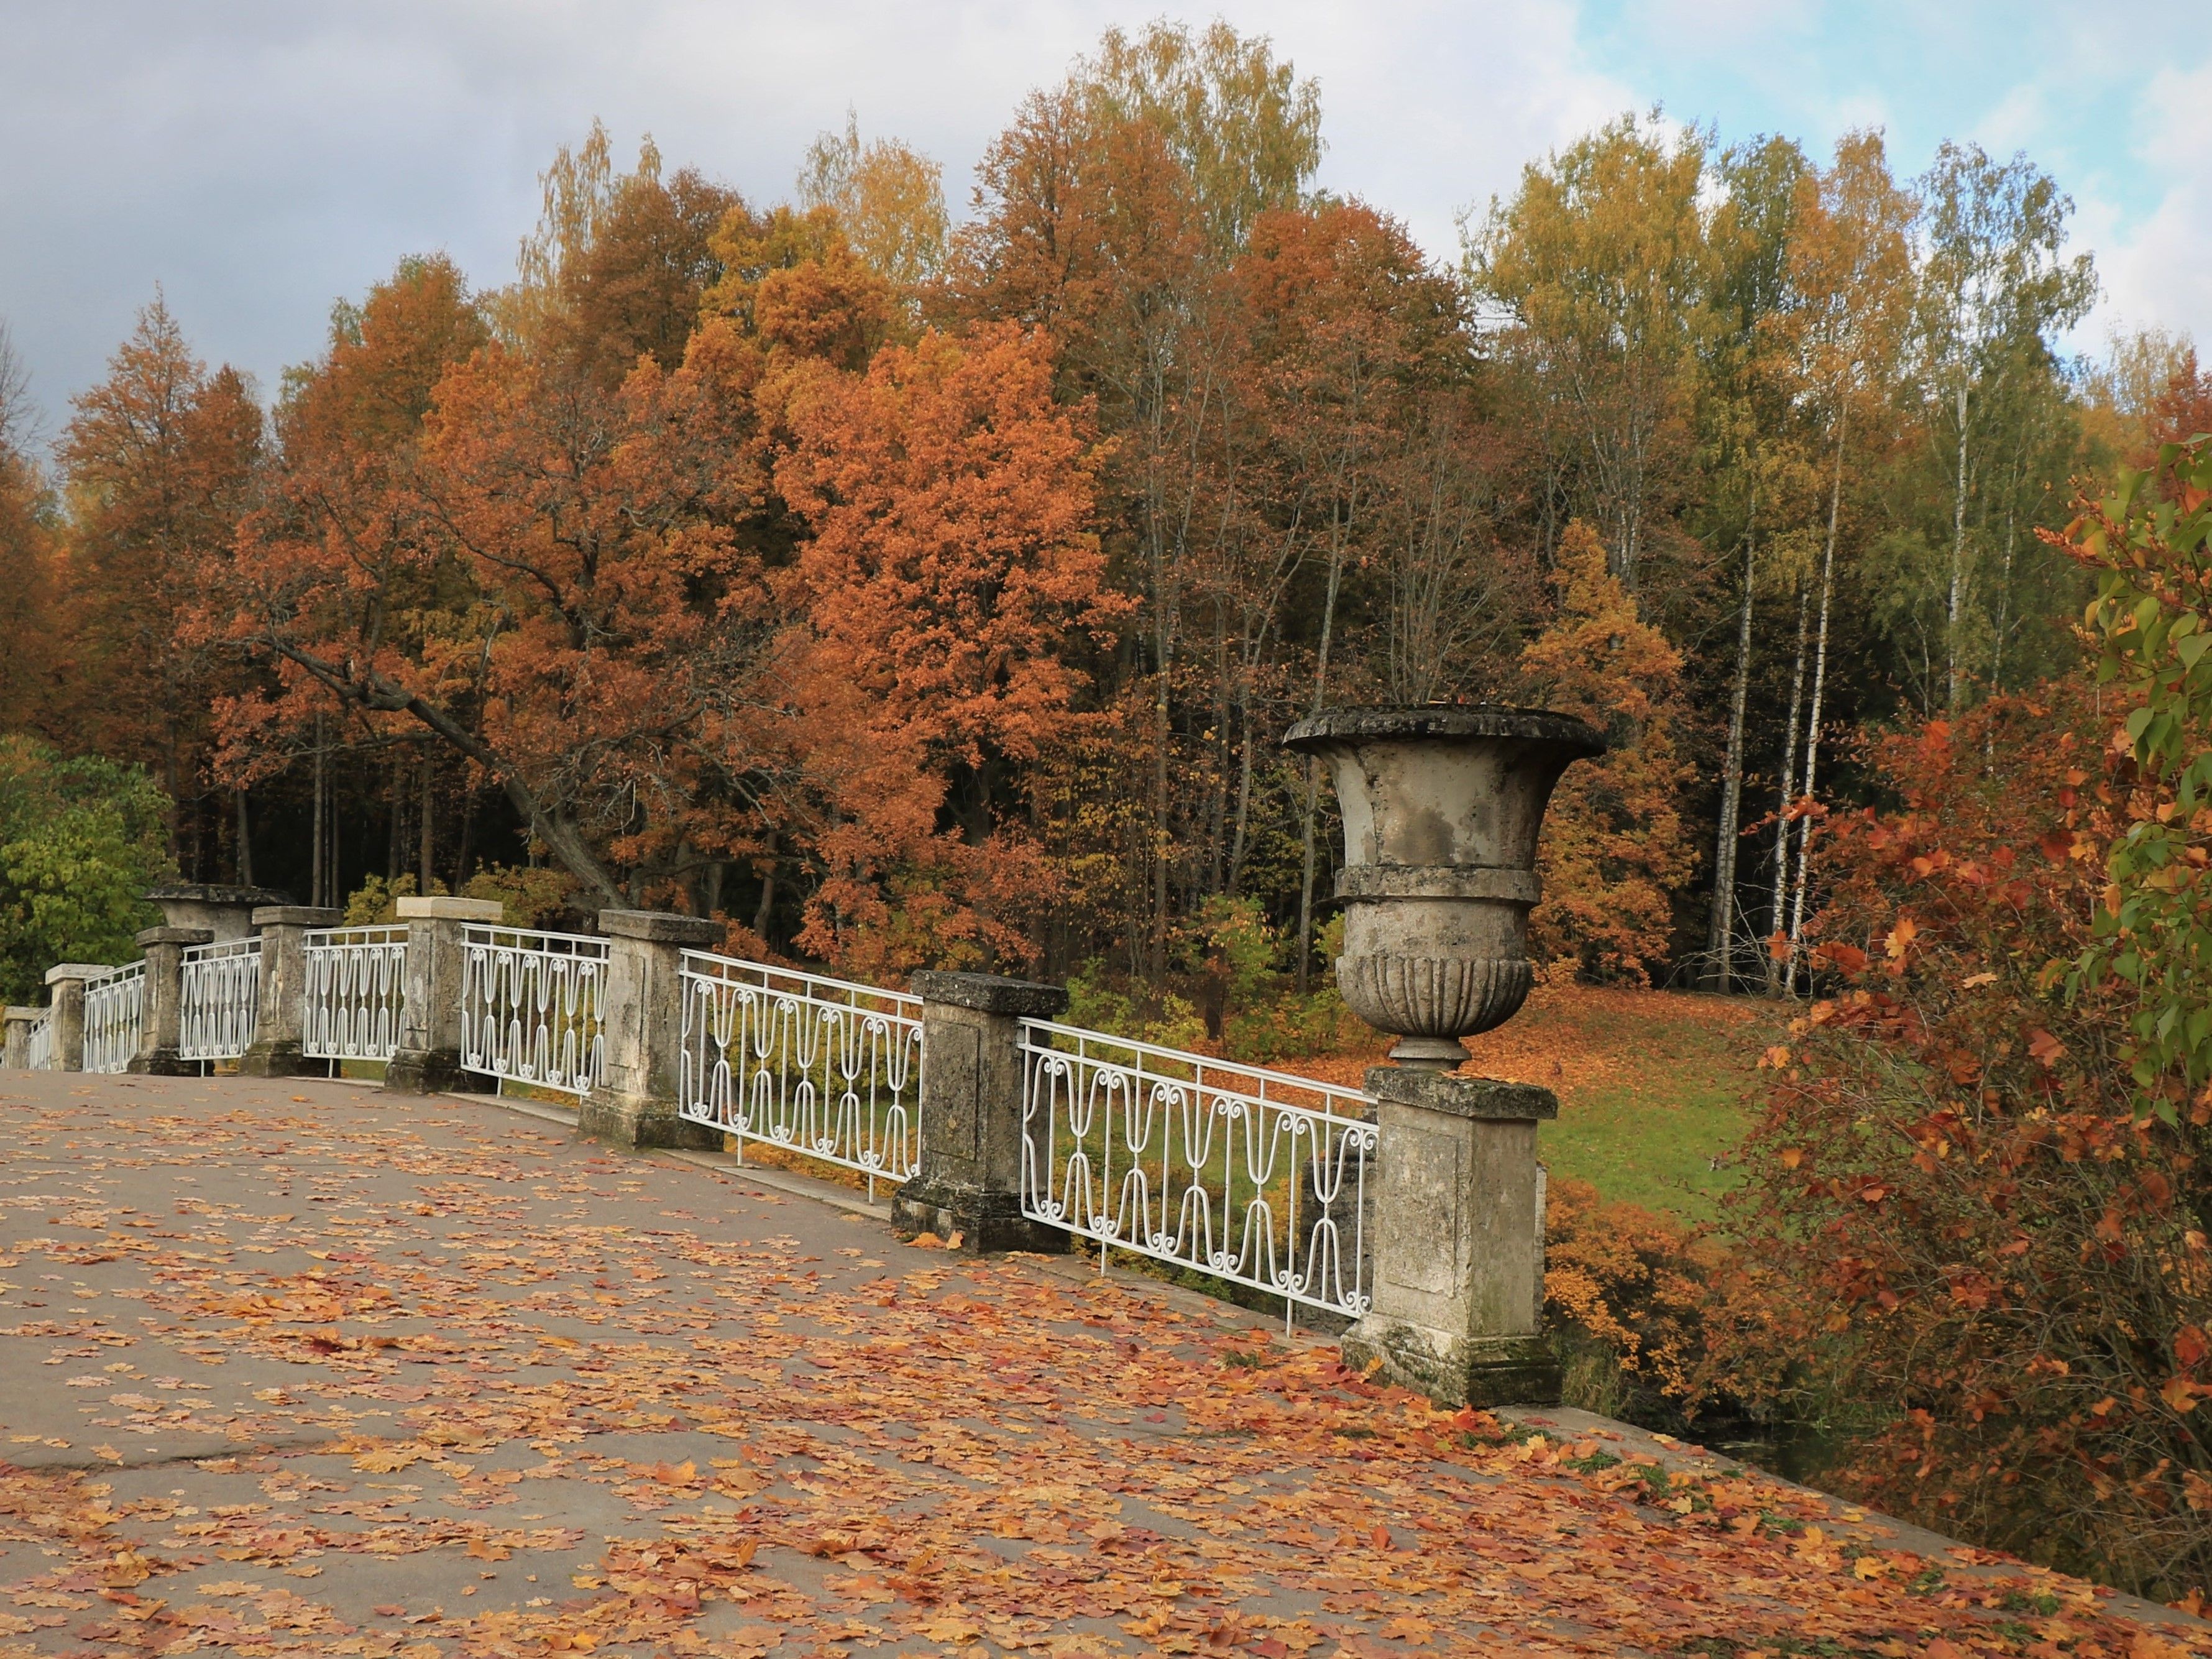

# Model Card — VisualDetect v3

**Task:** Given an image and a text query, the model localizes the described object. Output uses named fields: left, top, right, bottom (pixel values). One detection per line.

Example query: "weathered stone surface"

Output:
left=249, top=905, right=342, bottom=929
left=598, top=908, right=722, bottom=945
left=1283, top=703, right=1602, bottom=1066
left=240, top=909, right=341, bottom=1077
left=581, top=910, right=720, bottom=1151
left=1364, top=1067, right=1558, bottom=1121
left=891, top=975, right=1070, bottom=1254
left=127, top=931, right=204, bottom=1076
left=147, top=883, right=293, bottom=942
left=907, top=971, right=1067, bottom=1018
left=1341, top=1321, right=1562, bottom=1409
left=395, top=896, right=505, bottom=922
left=386, top=902, right=498, bottom=1095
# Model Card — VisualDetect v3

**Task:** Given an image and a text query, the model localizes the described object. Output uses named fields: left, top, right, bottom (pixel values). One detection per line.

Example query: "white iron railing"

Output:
left=179, top=937, right=263, bottom=1064
left=1019, top=1020, right=1377, bottom=1325
left=303, top=926, right=409, bottom=1063
left=460, top=925, right=608, bottom=1095
left=25, top=1008, right=54, bottom=1071
left=81, top=962, right=147, bottom=1075
left=677, top=951, right=922, bottom=1197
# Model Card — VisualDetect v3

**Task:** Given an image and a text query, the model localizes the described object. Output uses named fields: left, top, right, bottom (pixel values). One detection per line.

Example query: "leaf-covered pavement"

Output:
left=0, top=1072, right=2199, bottom=1658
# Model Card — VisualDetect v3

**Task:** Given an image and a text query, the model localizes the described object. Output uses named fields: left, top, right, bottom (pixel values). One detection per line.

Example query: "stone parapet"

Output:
left=892, top=972, right=1070, bottom=1254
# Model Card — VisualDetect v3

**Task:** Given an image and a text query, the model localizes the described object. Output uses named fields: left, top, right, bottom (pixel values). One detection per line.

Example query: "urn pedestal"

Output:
left=1285, top=705, right=1604, bottom=1408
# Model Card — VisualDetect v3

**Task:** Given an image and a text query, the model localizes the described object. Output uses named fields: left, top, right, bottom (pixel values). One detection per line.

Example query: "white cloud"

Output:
left=0, top=0, right=1630, bottom=422
left=2078, top=55, right=2212, bottom=351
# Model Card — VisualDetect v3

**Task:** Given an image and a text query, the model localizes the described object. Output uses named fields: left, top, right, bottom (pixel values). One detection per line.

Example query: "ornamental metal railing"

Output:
left=460, top=924, right=608, bottom=1095
left=24, top=1008, right=54, bottom=1071
left=1018, top=1019, right=1377, bottom=1326
left=179, top=937, right=263, bottom=1064
left=677, top=950, right=923, bottom=1198
left=81, top=962, right=147, bottom=1076
left=303, top=926, right=409, bottom=1064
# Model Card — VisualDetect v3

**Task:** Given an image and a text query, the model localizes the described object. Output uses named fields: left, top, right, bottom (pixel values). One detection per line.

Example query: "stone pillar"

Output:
left=579, top=908, right=723, bottom=1149
left=44, top=965, right=102, bottom=1072
left=384, top=896, right=504, bottom=1095
left=1341, top=1067, right=1562, bottom=1409
left=240, top=906, right=342, bottom=1077
left=127, top=927, right=213, bottom=1075
left=891, top=972, right=1069, bottom=1253
left=145, top=883, right=293, bottom=944
left=2, top=1007, right=38, bottom=1069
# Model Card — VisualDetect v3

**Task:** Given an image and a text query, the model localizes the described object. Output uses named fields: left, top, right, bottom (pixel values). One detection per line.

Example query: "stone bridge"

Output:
left=0, top=1068, right=2198, bottom=1658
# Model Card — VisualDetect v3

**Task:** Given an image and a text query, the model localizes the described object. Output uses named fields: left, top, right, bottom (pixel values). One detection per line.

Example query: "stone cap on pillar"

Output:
left=45, top=963, right=112, bottom=986
left=146, top=883, right=295, bottom=943
left=910, top=970, right=1068, bottom=1018
left=4, top=1006, right=40, bottom=1021
left=599, top=909, right=722, bottom=945
left=135, top=926, right=216, bottom=949
left=1364, top=1066, right=1558, bottom=1121
left=395, top=896, right=505, bottom=922
left=252, top=906, right=342, bottom=929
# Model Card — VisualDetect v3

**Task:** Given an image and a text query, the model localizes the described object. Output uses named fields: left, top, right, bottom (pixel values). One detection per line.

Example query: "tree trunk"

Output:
left=387, top=754, right=402, bottom=882
left=1708, top=487, right=1757, bottom=993
left=1947, top=379, right=1968, bottom=717
left=234, top=789, right=254, bottom=887
left=1784, top=410, right=1848, bottom=996
left=1295, top=546, right=1347, bottom=997
left=1765, top=581, right=1810, bottom=996
left=752, top=830, right=779, bottom=944
left=311, top=715, right=326, bottom=909
left=417, top=747, right=434, bottom=894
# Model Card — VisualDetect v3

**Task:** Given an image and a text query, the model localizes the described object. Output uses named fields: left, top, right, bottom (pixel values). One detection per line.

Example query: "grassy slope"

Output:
left=1283, top=983, right=1785, bottom=1220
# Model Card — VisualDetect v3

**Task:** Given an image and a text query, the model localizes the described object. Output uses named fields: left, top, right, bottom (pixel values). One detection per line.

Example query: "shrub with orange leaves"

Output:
left=1721, top=667, right=2212, bottom=1602
left=1542, top=1176, right=1723, bottom=1422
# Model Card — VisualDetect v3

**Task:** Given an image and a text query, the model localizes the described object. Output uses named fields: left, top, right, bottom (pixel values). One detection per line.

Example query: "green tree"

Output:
left=1911, top=140, right=2095, bottom=714
left=0, top=738, right=172, bottom=1003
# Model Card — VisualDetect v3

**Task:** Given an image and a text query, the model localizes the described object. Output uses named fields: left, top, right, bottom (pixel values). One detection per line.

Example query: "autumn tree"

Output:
left=773, top=323, right=1126, bottom=972
left=0, top=321, right=58, bottom=733
left=59, top=297, right=263, bottom=872
left=1520, top=521, right=1694, bottom=981
left=1472, top=113, right=1715, bottom=605
left=796, top=112, right=949, bottom=304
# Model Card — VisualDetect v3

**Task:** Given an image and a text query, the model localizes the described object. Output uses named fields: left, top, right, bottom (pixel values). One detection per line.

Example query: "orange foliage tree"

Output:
left=774, top=323, right=1126, bottom=972
left=1518, top=520, right=1694, bottom=981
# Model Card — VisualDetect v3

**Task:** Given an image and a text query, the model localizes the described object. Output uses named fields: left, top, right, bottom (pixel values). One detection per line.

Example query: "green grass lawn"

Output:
left=1289, top=983, right=1784, bottom=1222
left=1495, top=986, right=1783, bottom=1220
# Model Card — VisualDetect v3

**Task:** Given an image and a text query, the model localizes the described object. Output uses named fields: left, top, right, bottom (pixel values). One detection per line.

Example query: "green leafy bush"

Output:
left=0, top=737, right=172, bottom=1004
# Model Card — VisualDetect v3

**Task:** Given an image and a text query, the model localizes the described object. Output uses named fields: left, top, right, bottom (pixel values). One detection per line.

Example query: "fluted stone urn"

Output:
left=1282, top=705, right=1605, bottom=1069
left=1283, top=704, right=1605, bottom=1409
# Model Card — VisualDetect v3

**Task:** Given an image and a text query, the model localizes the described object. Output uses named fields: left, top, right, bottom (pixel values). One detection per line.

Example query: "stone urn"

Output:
left=1282, top=705, right=1605, bottom=1068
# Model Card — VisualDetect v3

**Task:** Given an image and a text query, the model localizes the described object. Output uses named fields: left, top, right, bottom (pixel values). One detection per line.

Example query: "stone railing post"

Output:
left=44, top=965, right=101, bottom=1072
left=130, top=926, right=214, bottom=1074
left=241, top=906, right=342, bottom=1077
left=2, top=1006, right=38, bottom=1069
left=891, top=972, right=1068, bottom=1252
left=581, top=908, right=723, bottom=1149
left=1342, top=1068, right=1561, bottom=1409
left=385, top=896, right=504, bottom=1094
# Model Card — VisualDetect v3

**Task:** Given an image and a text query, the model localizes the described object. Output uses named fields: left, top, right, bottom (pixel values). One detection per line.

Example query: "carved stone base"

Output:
left=126, top=1049, right=198, bottom=1077
left=1342, top=1315, right=1561, bottom=1409
left=238, top=1041, right=315, bottom=1078
left=383, top=1046, right=474, bottom=1096
left=891, top=1179, right=1069, bottom=1254
left=578, top=1088, right=720, bottom=1152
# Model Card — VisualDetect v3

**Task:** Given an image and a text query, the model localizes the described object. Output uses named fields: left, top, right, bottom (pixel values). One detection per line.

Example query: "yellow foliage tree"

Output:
left=1519, top=520, right=1694, bottom=982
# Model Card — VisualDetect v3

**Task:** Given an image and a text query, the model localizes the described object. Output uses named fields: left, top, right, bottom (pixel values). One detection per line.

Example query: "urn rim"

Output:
left=1280, top=703, right=1607, bottom=756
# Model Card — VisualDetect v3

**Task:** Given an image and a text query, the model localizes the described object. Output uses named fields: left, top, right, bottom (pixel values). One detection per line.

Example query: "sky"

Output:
left=3, top=0, right=2207, bottom=438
